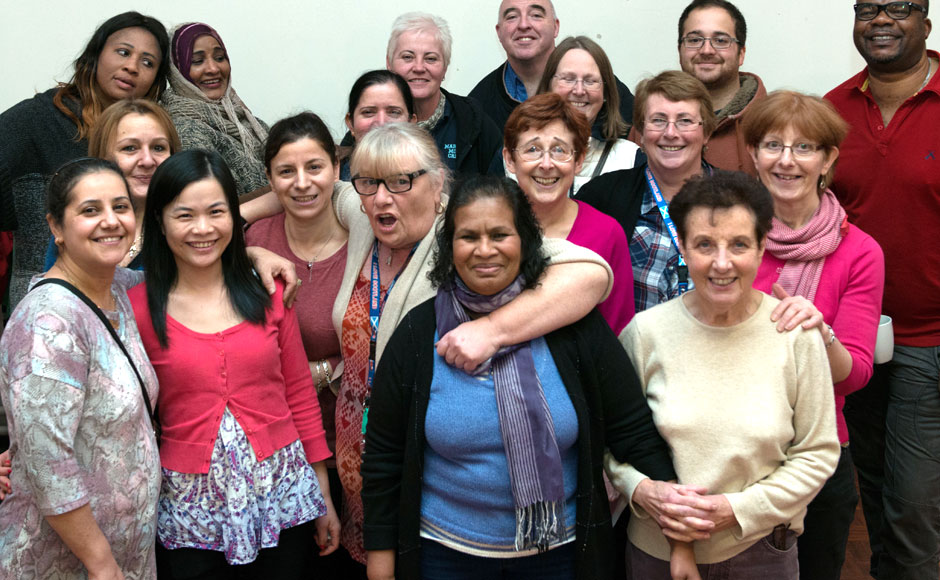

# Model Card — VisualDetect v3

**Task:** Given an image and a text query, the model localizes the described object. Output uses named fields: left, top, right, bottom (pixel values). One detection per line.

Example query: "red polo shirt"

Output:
left=825, top=50, right=940, bottom=347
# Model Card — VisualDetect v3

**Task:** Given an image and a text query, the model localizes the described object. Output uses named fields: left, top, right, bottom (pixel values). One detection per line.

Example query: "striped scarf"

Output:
left=434, top=276, right=566, bottom=551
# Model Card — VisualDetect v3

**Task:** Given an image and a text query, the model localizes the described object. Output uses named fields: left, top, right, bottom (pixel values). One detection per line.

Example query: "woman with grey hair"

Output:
left=385, top=12, right=504, bottom=178
left=330, top=121, right=616, bottom=572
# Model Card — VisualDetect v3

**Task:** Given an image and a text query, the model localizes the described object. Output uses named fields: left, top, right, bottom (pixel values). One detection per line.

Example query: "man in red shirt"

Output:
left=825, top=1, right=939, bottom=578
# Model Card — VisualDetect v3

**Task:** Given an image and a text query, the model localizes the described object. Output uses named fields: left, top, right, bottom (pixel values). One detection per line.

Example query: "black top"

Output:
left=361, top=299, right=676, bottom=580
left=574, top=164, right=649, bottom=241
left=338, top=89, right=503, bottom=180
left=468, top=61, right=636, bottom=138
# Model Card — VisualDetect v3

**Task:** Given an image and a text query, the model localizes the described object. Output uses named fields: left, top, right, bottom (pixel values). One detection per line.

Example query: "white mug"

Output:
left=874, top=315, right=894, bottom=365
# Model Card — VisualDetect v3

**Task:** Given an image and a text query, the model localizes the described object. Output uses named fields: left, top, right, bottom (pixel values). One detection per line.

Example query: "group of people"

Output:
left=0, top=1, right=936, bottom=580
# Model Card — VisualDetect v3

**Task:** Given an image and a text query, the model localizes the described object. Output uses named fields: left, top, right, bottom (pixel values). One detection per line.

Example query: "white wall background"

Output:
left=3, top=1, right=937, bottom=139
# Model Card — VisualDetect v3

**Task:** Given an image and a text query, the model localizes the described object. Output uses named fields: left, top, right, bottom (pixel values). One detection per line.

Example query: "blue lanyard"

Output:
left=362, top=240, right=417, bottom=440
left=645, top=167, right=689, bottom=294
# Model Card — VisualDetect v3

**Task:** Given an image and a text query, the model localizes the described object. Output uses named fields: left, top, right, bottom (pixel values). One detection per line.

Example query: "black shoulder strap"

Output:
left=591, top=139, right=617, bottom=180
left=31, top=278, right=156, bottom=424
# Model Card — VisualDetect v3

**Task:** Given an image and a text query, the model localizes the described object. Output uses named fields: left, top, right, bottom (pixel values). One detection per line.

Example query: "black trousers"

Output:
left=156, top=520, right=316, bottom=580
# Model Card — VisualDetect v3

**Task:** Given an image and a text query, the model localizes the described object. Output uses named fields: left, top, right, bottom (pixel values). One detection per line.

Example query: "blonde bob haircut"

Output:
left=387, top=12, right=453, bottom=71
left=742, top=90, right=848, bottom=186
left=633, top=70, right=716, bottom=139
left=350, top=122, right=452, bottom=197
left=88, top=99, right=181, bottom=160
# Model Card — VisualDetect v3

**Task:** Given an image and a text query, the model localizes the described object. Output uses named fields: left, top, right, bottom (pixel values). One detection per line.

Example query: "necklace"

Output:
left=917, top=58, right=935, bottom=94
left=286, top=221, right=337, bottom=283
left=125, top=231, right=143, bottom=264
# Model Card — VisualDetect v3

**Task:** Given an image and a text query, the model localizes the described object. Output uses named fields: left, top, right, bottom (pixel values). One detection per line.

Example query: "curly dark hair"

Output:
left=669, top=169, right=774, bottom=243
left=429, top=175, right=547, bottom=291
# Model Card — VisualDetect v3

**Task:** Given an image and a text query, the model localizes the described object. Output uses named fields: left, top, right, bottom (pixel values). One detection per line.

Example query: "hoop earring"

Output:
left=435, top=200, right=446, bottom=215
left=359, top=204, right=367, bottom=214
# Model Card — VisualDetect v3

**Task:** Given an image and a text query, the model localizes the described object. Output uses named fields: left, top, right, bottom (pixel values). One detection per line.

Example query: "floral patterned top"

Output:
left=336, top=273, right=388, bottom=564
left=0, top=269, right=160, bottom=579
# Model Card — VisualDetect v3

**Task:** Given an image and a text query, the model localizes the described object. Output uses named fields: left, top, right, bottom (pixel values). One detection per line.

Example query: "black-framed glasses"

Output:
left=513, top=144, right=577, bottom=163
left=645, top=117, right=704, bottom=133
left=854, top=2, right=928, bottom=20
left=757, top=141, right=822, bottom=158
left=680, top=34, right=741, bottom=50
left=351, top=169, right=428, bottom=195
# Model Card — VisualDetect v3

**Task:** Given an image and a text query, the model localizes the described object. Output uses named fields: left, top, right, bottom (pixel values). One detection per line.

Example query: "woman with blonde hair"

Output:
left=45, top=99, right=181, bottom=270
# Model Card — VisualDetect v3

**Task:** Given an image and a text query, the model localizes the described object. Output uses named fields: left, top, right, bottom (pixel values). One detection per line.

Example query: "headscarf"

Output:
left=163, top=23, right=267, bottom=156
left=435, top=275, right=567, bottom=551
left=765, top=189, right=847, bottom=303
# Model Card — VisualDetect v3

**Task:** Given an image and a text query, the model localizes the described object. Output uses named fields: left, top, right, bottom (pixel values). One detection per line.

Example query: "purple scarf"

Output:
left=435, top=276, right=566, bottom=551
left=171, top=23, right=227, bottom=85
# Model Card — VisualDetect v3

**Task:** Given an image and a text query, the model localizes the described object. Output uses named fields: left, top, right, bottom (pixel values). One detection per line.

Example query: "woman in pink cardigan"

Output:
left=744, top=91, right=885, bottom=580
left=129, top=149, right=340, bottom=579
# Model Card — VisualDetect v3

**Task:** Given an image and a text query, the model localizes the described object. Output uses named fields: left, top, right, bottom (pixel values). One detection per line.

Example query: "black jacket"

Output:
left=361, top=300, right=676, bottom=580
left=468, top=61, right=636, bottom=138
left=338, top=89, right=503, bottom=180
left=574, top=164, right=649, bottom=241
left=439, top=88, right=504, bottom=177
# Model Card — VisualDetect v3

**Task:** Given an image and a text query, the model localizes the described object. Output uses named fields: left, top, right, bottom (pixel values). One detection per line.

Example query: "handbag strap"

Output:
left=31, top=278, right=156, bottom=424
left=591, top=139, right=616, bottom=179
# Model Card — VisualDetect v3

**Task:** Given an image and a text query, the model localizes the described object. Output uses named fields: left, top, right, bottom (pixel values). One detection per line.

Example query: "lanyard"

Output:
left=645, top=167, right=688, bottom=294
left=362, top=240, right=417, bottom=441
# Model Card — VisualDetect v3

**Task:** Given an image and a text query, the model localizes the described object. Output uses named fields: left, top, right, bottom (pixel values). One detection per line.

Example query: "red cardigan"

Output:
left=129, top=281, right=330, bottom=473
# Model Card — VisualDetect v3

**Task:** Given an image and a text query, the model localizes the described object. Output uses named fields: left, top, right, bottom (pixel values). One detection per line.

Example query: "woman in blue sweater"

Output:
left=360, top=175, right=676, bottom=580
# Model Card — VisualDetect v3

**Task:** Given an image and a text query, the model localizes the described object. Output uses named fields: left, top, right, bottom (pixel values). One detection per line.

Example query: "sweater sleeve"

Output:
left=588, top=313, right=674, bottom=481
left=604, top=320, right=663, bottom=517
left=831, top=232, right=885, bottom=397
left=724, top=331, right=840, bottom=539
left=274, top=283, right=330, bottom=463
left=332, top=181, right=359, bottom=230
left=541, top=237, right=614, bottom=301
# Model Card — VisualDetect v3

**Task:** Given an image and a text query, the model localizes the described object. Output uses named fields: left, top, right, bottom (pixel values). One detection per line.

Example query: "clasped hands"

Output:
left=632, top=478, right=737, bottom=543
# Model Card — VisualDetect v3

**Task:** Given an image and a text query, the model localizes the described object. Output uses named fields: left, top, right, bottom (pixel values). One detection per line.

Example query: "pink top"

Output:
left=567, top=200, right=635, bottom=334
left=129, top=280, right=330, bottom=473
left=245, top=213, right=346, bottom=371
left=754, top=223, right=884, bottom=443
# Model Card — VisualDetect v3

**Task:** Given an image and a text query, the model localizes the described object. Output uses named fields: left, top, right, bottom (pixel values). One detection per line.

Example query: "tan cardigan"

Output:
left=330, top=181, right=613, bottom=376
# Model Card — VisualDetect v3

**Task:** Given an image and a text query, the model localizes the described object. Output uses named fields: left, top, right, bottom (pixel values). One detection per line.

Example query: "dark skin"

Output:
left=853, top=0, right=934, bottom=124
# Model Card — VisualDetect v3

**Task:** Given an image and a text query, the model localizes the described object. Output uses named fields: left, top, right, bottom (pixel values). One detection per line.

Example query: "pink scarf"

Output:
left=765, top=189, right=847, bottom=302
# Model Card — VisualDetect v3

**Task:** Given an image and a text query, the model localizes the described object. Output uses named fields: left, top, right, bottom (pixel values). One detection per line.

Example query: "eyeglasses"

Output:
left=552, top=75, right=604, bottom=91
left=758, top=141, right=822, bottom=158
left=514, top=144, right=577, bottom=163
left=680, top=34, right=741, bottom=50
left=854, top=2, right=927, bottom=20
left=351, top=169, right=428, bottom=195
left=645, top=117, right=704, bottom=133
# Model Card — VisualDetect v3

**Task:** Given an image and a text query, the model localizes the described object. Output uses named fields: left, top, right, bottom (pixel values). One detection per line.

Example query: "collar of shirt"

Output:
left=503, top=61, right=528, bottom=103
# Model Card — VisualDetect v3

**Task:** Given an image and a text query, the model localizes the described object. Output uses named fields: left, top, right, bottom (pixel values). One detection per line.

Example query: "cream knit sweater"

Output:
left=607, top=292, right=839, bottom=563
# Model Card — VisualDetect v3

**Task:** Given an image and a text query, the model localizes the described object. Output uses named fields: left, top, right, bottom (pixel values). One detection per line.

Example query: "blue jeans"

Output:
left=797, top=447, right=859, bottom=580
left=627, top=530, right=798, bottom=580
left=420, top=539, right=575, bottom=580
left=844, top=345, right=940, bottom=580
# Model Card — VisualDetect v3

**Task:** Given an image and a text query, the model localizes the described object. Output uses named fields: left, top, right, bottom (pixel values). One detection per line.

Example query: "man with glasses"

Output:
left=825, top=1, right=939, bottom=579
left=469, top=0, right=635, bottom=136
left=676, top=0, right=765, bottom=175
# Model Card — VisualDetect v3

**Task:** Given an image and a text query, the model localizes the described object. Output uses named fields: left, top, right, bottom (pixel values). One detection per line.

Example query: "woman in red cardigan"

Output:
left=128, top=149, right=339, bottom=579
